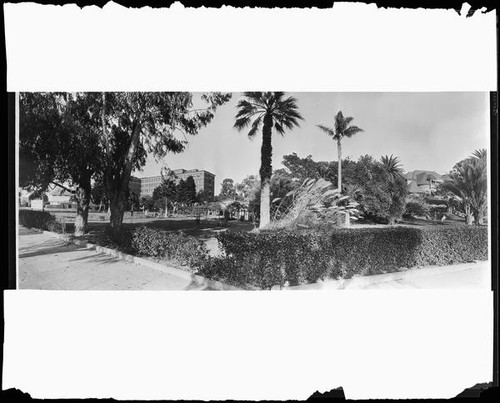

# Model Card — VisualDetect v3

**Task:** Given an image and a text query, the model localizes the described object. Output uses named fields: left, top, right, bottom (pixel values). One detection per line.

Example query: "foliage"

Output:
left=281, top=153, right=337, bottom=182
left=19, top=210, right=64, bottom=233
left=200, top=225, right=488, bottom=289
left=404, top=200, right=430, bottom=218
left=380, top=154, right=404, bottom=180
left=346, top=154, right=408, bottom=224
left=267, top=178, right=360, bottom=230
left=140, top=195, right=155, bottom=211
left=131, top=226, right=208, bottom=271
left=441, top=149, right=487, bottom=225
left=235, top=175, right=258, bottom=202
left=219, top=178, right=237, bottom=200
left=96, top=226, right=135, bottom=252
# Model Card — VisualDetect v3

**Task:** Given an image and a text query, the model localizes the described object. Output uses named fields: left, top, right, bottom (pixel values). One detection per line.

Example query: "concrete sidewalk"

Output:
left=17, top=227, right=215, bottom=290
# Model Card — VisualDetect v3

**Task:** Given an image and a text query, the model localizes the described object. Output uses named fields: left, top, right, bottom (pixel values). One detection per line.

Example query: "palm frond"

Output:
left=343, top=125, right=364, bottom=138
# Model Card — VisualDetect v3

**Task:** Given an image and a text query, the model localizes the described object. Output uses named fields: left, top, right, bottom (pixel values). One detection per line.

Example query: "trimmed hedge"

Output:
left=131, top=226, right=208, bottom=271
left=94, top=226, right=209, bottom=272
left=196, top=225, right=488, bottom=289
left=19, top=210, right=64, bottom=233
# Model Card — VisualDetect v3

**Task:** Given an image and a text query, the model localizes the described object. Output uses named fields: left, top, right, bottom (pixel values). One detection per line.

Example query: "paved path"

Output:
left=18, top=227, right=214, bottom=290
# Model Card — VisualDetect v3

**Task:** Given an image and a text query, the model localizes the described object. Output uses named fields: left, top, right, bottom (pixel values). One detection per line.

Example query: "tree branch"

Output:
left=50, top=181, right=76, bottom=194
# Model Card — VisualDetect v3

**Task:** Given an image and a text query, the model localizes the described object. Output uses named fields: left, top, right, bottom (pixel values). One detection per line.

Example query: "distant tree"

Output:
left=235, top=175, right=258, bottom=202
left=196, top=189, right=212, bottom=204
left=281, top=153, right=336, bottom=182
left=317, top=111, right=364, bottom=193
left=441, top=149, right=487, bottom=225
left=91, top=178, right=109, bottom=212
left=127, top=191, right=140, bottom=213
left=175, top=177, right=197, bottom=206
left=234, top=92, right=303, bottom=228
left=219, top=178, right=237, bottom=200
left=152, top=176, right=178, bottom=214
left=140, top=195, right=154, bottom=212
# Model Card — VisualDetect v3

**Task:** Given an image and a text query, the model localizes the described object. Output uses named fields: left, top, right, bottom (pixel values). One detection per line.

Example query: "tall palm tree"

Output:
left=317, top=111, right=363, bottom=193
left=234, top=92, right=303, bottom=228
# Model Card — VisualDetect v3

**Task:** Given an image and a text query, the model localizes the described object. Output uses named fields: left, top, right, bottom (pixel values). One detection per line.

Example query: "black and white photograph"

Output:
left=4, top=1, right=496, bottom=401
left=17, top=91, right=491, bottom=290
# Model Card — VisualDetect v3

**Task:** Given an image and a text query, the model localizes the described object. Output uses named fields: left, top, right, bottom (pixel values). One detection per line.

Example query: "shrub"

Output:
left=96, top=226, right=134, bottom=252
left=404, top=201, right=430, bottom=218
left=202, top=225, right=488, bottom=289
left=19, top=210, right=64, bottom=233
left=131, top=226, right=208, bottom=271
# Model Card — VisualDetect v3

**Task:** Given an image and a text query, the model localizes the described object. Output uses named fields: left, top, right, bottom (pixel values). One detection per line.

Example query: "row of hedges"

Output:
left=19, top=210, right=64, bottom=233
left=197, top=226, right=488, bottom=289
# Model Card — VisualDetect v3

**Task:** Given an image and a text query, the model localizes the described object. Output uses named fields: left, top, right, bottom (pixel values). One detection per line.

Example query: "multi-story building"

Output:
left=139, top=169, right=215, bottom=200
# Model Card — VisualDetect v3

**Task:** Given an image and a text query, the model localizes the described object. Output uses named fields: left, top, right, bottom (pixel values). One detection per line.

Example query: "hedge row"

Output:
left=197, top=225, right=488, bottom=289
left=19, top=210, right=64, bottom=233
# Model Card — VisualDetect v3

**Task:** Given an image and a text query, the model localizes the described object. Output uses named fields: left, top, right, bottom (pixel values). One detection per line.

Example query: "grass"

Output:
left=59, top=216, right=255, bottom=243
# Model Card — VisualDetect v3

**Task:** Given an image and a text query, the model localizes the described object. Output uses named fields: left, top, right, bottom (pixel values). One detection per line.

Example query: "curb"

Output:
left=41, top=229, right=241, bottom=290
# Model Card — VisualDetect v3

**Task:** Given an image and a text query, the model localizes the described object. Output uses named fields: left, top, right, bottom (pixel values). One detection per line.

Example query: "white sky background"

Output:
left=4, top=1, right=496, bottom=400
left=138, top=92, right=490, bottom=193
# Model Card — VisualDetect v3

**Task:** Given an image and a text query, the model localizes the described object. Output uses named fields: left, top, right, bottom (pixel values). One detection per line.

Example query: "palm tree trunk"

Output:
left=259, top=115, right=273, bottom=228
left=337, top=138, right=342, bottom=193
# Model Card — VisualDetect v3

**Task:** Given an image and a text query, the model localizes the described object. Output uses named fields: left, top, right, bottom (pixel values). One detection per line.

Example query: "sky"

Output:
left=134, top=92, right=490, bottom=194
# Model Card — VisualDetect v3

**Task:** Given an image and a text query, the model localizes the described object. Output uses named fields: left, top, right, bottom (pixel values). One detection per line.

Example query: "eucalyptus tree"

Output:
left=317, top=111, right=364, bottom=193
left=19, top=92, right=103, bottom=235
left=234, top=92, right=303, bottom=228
left=100, top=92, right=231, bottom=228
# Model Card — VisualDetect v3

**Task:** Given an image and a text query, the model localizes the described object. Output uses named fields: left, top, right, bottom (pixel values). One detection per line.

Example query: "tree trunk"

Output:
left=465, top=204, right=474, bottom=225
left=107, top=121, right=142, bottom=229
left=74, top=185, right=91, bottom=236
left=259, top=115, right=273, bottom=229
left=337, top=139, right=342, bottom=193
left=260, top=180, right=271, bottom=228
left=109, top=192, right=127, bottom=229
left=164, top=197, right=169, bottom=217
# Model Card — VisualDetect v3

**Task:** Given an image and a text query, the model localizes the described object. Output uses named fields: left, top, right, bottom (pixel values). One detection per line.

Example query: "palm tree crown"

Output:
left=380, top=154, right=404, bottom=181
left=234, top=92, right=303, bottom=139
left=317, top=110, right=363, bottom=192
left=234, top=92, right=303, bottom=228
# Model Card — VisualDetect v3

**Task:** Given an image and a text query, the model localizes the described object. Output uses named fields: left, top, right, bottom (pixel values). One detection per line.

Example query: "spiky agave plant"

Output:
left=267, top=178, right=360, bottom=230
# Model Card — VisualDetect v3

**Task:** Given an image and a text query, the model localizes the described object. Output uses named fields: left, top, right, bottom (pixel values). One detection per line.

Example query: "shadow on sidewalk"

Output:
left=19, top=243, right=88, bottom=259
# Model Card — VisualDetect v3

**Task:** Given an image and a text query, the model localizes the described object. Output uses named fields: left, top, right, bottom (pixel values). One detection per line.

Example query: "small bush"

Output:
left=19, top=210, right=64, bottom=233
left=95, top=226, right=134, bottom=252
left=203, top=225, right=488, bottom=289
left=404, top=201, right=430, bottom=218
